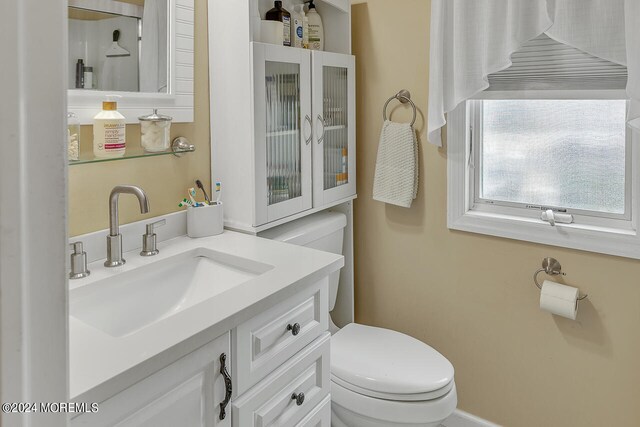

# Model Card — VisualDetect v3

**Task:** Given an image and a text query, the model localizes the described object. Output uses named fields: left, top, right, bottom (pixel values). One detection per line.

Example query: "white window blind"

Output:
left=487, top=34, right=628, bottom=91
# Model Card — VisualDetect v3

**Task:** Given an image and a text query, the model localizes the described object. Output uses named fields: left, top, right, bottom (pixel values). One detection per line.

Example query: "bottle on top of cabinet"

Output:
left=93, top=96, right=126, bottom=158
left=266, top=1, right=291, bottom=47
left=303, top=7, right=309, bottom=48
left=291, top=4, right=305, bottom=49
left=305, top=0, right=324, bottom=51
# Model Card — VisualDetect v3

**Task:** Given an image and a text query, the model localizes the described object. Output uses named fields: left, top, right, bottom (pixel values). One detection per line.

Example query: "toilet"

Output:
left=260, top=211, right=457, bottom=426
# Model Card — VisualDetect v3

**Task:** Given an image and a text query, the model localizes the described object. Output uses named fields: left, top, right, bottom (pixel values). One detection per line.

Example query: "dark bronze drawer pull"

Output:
left=286, top=323, right=301, bottom=336
left=219, top=353, right=232, bottom=420
left=291, top=392, right=305, bottom=406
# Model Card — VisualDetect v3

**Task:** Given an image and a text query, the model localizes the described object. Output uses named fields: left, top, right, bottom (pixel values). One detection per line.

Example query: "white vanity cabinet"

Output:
left=231, top=333, right=331, bottom=427
left=72, top=332, right=232, bottom=427
left=210, top=0, right=356, bottom=232
left=72, top=278, right=332, bottom=427
left=232, top=274, right=328, bottom=394
left=231, top=278, right=331, bottom=427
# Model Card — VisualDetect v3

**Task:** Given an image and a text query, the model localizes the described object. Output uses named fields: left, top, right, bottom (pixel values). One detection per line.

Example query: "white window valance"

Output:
left=427, top=0, right=640, bottom=146
left=487, top=34, right=627, bottom=91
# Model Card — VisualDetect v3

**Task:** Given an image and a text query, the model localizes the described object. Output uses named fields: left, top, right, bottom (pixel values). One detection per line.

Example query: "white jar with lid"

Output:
left=139, top=109, right=173, bottom=152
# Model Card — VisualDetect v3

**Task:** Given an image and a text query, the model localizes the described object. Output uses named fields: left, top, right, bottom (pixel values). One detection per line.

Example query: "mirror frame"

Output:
left=68, top=0, right=194, bottom=124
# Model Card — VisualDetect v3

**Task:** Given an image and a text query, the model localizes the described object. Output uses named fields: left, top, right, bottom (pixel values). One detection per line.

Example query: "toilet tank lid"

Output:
left=259, top=211, right=347, bottom=246
left=331, top=324, right=455, bottom=396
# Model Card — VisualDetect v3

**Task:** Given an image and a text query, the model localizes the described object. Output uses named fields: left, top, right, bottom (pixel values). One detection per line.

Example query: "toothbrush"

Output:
left=215, top=182, right=222, bottom=204
left=178, top=198, right=194, bottom=208
left=195, top=179, right=211, bottom=205
left=188, top=187, right=197, bottom=205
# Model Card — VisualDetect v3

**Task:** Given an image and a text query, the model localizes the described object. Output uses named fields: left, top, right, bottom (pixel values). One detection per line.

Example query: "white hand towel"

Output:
left=373, top=120, right=418, bottom=208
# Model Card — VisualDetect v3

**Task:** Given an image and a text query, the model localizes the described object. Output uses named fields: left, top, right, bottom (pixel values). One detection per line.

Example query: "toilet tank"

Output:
left=259, top=211, right=347, bottom=311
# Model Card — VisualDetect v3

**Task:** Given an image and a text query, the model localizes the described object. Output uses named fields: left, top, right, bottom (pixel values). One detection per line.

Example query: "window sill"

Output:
left=448, top=209, right=640, bottom=259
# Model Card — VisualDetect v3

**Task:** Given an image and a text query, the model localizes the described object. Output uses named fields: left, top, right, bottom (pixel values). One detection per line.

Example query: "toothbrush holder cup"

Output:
left=187, top=203, right=224, bottom=238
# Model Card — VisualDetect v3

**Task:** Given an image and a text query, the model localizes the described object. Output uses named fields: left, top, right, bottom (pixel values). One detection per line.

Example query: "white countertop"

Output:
left=69, top=230, right=343, bottom=402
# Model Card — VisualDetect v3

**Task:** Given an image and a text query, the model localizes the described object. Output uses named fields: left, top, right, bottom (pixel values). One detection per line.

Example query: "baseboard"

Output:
left=443, top=409, right=501, bottom=427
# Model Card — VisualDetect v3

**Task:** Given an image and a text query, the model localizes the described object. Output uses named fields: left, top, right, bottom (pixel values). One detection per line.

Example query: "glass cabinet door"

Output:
left=265, top=62, right=303, bottom=206
left=312, top=52, right=356, bottom=207
left=253, top=44, right=312, bottom=226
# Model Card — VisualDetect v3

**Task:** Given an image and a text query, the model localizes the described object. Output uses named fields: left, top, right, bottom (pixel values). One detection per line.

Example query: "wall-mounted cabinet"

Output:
left=209, top=0, right=355, bottom=232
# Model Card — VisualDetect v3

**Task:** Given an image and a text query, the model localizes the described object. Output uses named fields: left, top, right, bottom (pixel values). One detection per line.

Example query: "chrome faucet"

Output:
left=105, top=185, right=150, bottom=267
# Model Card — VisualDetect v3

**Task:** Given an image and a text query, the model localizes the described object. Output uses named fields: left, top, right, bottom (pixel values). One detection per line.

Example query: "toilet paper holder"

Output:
left=533, top=257, right=588, bottom=301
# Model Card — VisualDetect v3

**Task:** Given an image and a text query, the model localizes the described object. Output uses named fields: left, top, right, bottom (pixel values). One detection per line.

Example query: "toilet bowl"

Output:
left=330, top=323, right=456, bottom=427
left=260, top=211, right=457, bottom=426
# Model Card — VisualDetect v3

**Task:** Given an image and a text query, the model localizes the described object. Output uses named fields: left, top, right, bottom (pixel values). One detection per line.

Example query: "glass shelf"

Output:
left=267, top=130, right=299, bottom=137
left=68, top=145, right=195, bottom=166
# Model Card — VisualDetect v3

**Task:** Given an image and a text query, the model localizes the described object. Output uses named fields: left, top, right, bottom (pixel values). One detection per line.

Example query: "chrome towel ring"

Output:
left=383, top=89, right=417, bottom=127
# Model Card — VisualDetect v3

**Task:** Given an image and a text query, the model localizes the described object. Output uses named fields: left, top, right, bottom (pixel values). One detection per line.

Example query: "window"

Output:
left=475, top=99, right=629, bottom=220
left=448, top=94, right=639, bottom=259
left=447, top=34, right=640, bottom=259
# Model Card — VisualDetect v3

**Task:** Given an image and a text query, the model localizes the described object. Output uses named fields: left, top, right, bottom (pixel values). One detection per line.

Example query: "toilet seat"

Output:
left=331, top=375, right=454, bottom=401
left=331, top=324, right=455, bottom=401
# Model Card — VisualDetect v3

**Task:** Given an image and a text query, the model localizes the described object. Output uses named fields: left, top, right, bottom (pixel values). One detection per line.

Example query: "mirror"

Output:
left=67, top=0, right=194, bottom=124
left=68, top=0, right=168, bottom=93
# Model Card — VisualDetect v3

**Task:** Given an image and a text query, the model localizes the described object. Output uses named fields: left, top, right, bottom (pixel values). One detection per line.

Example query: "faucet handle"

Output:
left=141, top=219, right=166, bottom=257
left=70, top=241, right=84, bottom=254
left=145, top=219, right=166, bottom=235
left=69, top=241, right=90, bottom=279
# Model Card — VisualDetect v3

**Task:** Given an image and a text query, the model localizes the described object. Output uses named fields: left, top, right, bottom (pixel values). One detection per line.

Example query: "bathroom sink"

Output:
left=70, top=248, right=273, bottom=337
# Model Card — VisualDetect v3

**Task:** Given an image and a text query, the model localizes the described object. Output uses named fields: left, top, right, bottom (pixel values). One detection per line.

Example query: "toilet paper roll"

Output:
left=539, top=280, right=579, bottom=320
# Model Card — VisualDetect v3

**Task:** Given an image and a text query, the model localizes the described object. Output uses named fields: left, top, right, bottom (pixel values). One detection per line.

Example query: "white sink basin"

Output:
left=70, top=248, right=273, bottom=337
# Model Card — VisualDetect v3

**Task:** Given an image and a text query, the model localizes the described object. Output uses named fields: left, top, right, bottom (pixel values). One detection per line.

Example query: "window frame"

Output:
left=447, top=89, right=640, bottom=259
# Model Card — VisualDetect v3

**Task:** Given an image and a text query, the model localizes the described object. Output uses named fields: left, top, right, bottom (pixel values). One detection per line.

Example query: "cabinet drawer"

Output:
left=233, top=278, right=328, bottom=395
left=232, top=333, right=330, bottom=427
left=295, top=395, right=331, bottom=427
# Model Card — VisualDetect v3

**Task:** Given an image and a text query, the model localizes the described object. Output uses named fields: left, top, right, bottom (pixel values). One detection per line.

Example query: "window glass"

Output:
left=480, top=100, right=627, bottom=214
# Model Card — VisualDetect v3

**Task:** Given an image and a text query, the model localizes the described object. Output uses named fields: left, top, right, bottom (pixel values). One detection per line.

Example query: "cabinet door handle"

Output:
left=304, top=115, right=312, bottom=145
left=316, top=115, right=326, bottom=144
left=291, top=392, right=305, bottom=406
left=286, top=323, right=301, bottom=336
left=219, top=353, right=232, bottom=420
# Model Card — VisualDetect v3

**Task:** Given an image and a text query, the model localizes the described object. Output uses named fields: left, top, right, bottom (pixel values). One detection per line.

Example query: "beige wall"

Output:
left=352, top=2, right=640, bottom=426
left=69, top=0, right=210, bottom=236
left=68, top=0, right=640, bottom=424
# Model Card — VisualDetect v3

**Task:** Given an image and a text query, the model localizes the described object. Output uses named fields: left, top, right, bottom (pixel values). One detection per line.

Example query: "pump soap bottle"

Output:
left=306, top=0, right=324, bottom=51
left=93, top=96, right=126, bottom=158
left=266, top=1, right=292, bottom=47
